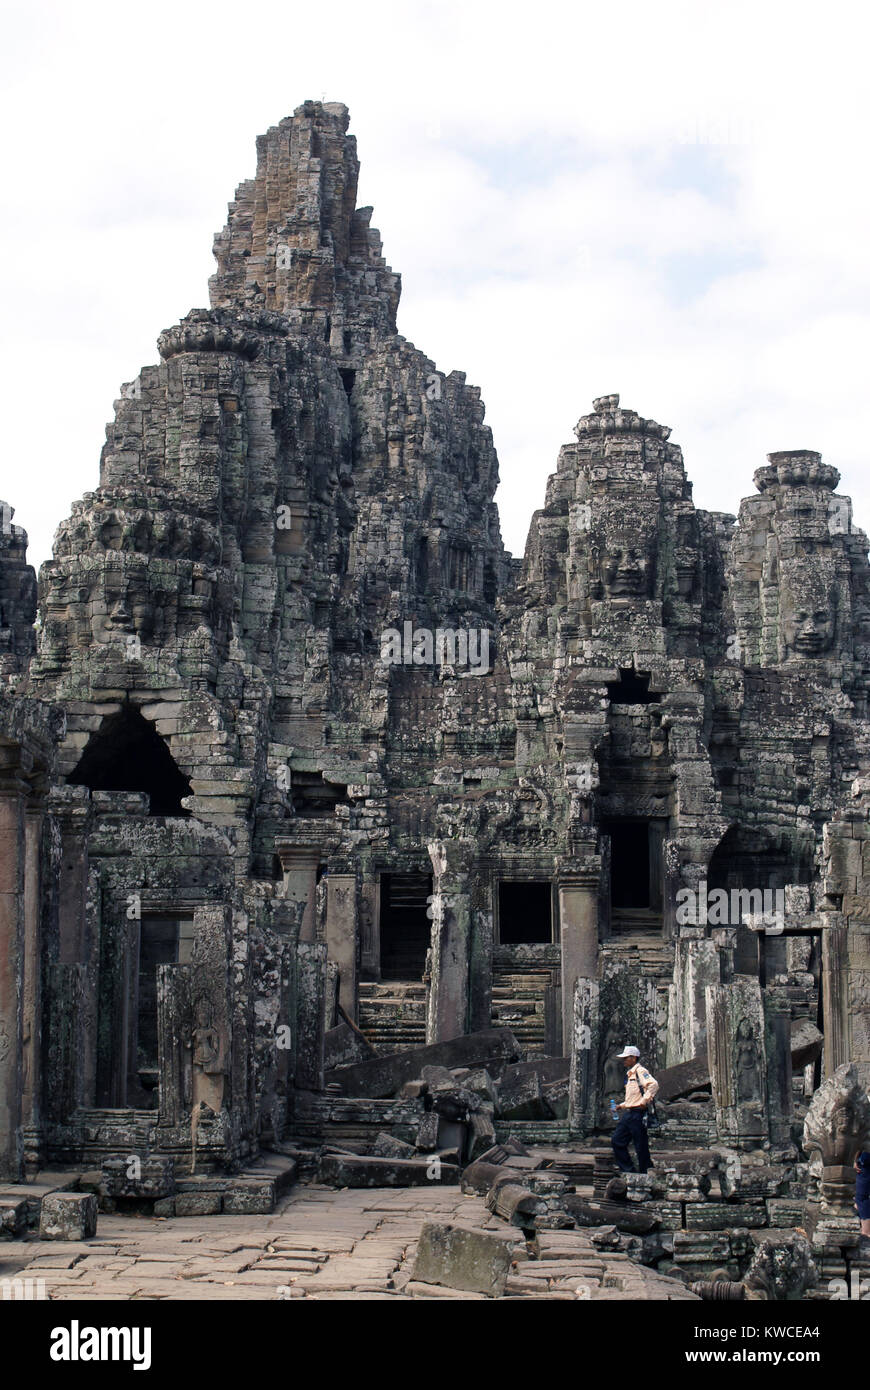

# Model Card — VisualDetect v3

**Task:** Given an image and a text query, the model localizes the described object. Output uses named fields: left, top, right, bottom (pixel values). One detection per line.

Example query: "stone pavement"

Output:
left=1, top=1183, right=698, bottom=1301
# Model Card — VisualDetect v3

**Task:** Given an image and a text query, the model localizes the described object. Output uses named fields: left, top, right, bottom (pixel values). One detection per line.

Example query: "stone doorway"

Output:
left=378, top=873, right=432, bottom=981
left=602, top=819, right=665, bottom=933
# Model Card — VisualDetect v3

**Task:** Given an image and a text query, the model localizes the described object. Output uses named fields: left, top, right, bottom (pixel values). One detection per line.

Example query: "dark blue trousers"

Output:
left=611, top=1110, right=652, bottom=1173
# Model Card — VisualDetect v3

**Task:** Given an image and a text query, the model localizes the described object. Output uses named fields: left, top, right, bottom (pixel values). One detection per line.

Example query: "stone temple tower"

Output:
left=1, top=101, right=869, bottom=1227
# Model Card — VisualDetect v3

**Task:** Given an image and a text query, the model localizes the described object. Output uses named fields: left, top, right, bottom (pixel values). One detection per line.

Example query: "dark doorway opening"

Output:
left=126, top=913, right=194, bottom=1106
left=498, top=881, right=552, bottom=944
left=608, top=822, right=650, bottom=908
left=379, top=873, right=432, bottom=980
left=603, top=819, right=665, bottom=932
left=68, top=706, right=192, bottom=816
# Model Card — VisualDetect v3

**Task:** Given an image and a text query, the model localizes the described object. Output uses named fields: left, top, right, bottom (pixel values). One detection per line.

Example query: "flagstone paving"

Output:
left=0, top=1183, right=698, bottom=1300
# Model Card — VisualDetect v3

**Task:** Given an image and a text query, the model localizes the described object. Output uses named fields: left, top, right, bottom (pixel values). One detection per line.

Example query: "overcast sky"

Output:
left=3, top=0, right=869, bottom=571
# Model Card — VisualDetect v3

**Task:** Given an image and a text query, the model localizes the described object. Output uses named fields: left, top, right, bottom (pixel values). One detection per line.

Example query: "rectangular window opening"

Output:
left=498, top=881, right=553, bottom=944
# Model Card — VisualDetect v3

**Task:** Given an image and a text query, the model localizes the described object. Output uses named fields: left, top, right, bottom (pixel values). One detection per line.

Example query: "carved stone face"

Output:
left=86, top=567, right=155, bottom=646
left=779, top=568, right=836, bottom=660
left=603, top=543, right=651, bottom=597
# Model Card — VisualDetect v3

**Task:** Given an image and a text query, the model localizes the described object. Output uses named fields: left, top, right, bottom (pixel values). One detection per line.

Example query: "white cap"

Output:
left=616, top=1045, right=640, bottom=1058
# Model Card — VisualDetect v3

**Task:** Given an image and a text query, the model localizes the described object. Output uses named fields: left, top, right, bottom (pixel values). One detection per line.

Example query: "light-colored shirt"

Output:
left=623, top=1063, right=659, bottom=1109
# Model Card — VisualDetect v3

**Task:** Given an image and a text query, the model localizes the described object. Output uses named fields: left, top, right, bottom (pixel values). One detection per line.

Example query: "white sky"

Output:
left=2, top=0, right=869, bottom=570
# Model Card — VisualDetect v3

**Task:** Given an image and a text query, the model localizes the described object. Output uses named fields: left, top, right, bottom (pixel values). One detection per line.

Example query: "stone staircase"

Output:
left=358, top=981, right=428, bottom=1053
left=491, top=967, right=557, bottom=1056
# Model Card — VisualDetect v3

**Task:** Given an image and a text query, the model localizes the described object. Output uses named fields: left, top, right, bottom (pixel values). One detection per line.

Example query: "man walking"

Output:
left=611, top=1045, right=659, bottom=1174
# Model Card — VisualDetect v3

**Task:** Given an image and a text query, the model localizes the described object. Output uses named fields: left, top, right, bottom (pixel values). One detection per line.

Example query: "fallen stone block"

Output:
left=719, top=1162, right=789, bottom=1200
left=685, top=1202, right=768, bottom=1230
left=430, top=1085, right=481, bottom=1120
left=500, top=1057, right=569, bottom=1089
left=672, top=1231, right=733, bottom=1274
left=415, top=1112, right=440, bottom=1152
left=414, top=1221, right=516, bottom=1296
left=542, top=1076, right=570, bottom=1118
left=39, top=1192, right=98, bottom=1241
left=766, top=1199, right=807, bottom=1228
left=0, top=1198, right=28, bottom=1238
left=461, top=1152, right=546, bottom=1196
left=460, top=1068, right=498, bottom=1106
left=477, top=1138, right=530, bottom=1163
left=324, top=1028, right=521, bottom=1098
left=496, top=1071, right=554, bottom=1121
left=371, top=1131, right=417, bottom=1160
left=324, top=1019, right=376, bottom=1071
left=486, top=1180, right=547, bottom=1228
left=561, top=1195, right=659, bottom=1235
left=319, top=1154, right=459, bottom=1187
left=467, top=1108, right=496, bottom=1160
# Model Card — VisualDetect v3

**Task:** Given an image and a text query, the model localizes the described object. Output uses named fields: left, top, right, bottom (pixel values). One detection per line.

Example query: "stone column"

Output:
left=467, top=872, right=494, bottom=1035
left=325, top=874, right=358, bottom=1023
left=0, top=750, right=26, bottom=1180
left=189, top=904, right=233, bottom=1120
left=50, top=787, right=97, bottom=1107
left=705, top=977, right=768, bottom=1149
left=359, top=872, right=379, bottom=981
left=276, top=843, right=320, bottom=943
left=51, top=785, right=91, bottom=965
left=557, top=863, right=599, bottom=1059
left=20, top=806, right=43, bottom=1170
left=671, top=931, right=721, bottom=1062
left=295, top=941, right=326, bottom=1091
left=156, top=962, right=192, bottom=1128
left=568, top=976, right=599, bottom=1135
left=426, top=840, right=472, bottom=1045
left=821, top=919, right=850, bottom=1078
left=764, top=991, right=794, bottom=1153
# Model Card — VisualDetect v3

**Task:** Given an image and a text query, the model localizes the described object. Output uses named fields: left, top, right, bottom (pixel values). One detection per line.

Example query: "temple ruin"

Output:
left=1, top=100, right=869, bottom=1299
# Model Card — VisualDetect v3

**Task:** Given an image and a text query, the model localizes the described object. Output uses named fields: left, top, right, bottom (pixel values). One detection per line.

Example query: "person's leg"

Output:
left=630, top=1113, right=652, bottom=1173
left=611, top=1116, right=636, bottom=1172
left=861, top=1217, right=870, bottom=1237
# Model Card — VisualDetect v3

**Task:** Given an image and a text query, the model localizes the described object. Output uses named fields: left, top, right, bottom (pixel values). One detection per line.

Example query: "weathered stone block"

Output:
left=39, top=1192, right=97, bottom=1241
left=685, top=1202, right=768, bottom=1230
left=496, top=1071, right=554, bottom=1121
left=319, top=1153, right=459, bottom=1187
left=222, top=1181, right=276, bottom=1215
left=413, top=1221, right=515, bottom=1296
left=99, top=1155, right=175, bottom=1199
left=371, top=1131, right=417, bottom=1160
left=0, top=1198, right=28, bottom=1238
left=175, top=1192, right=222, bottom=1217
